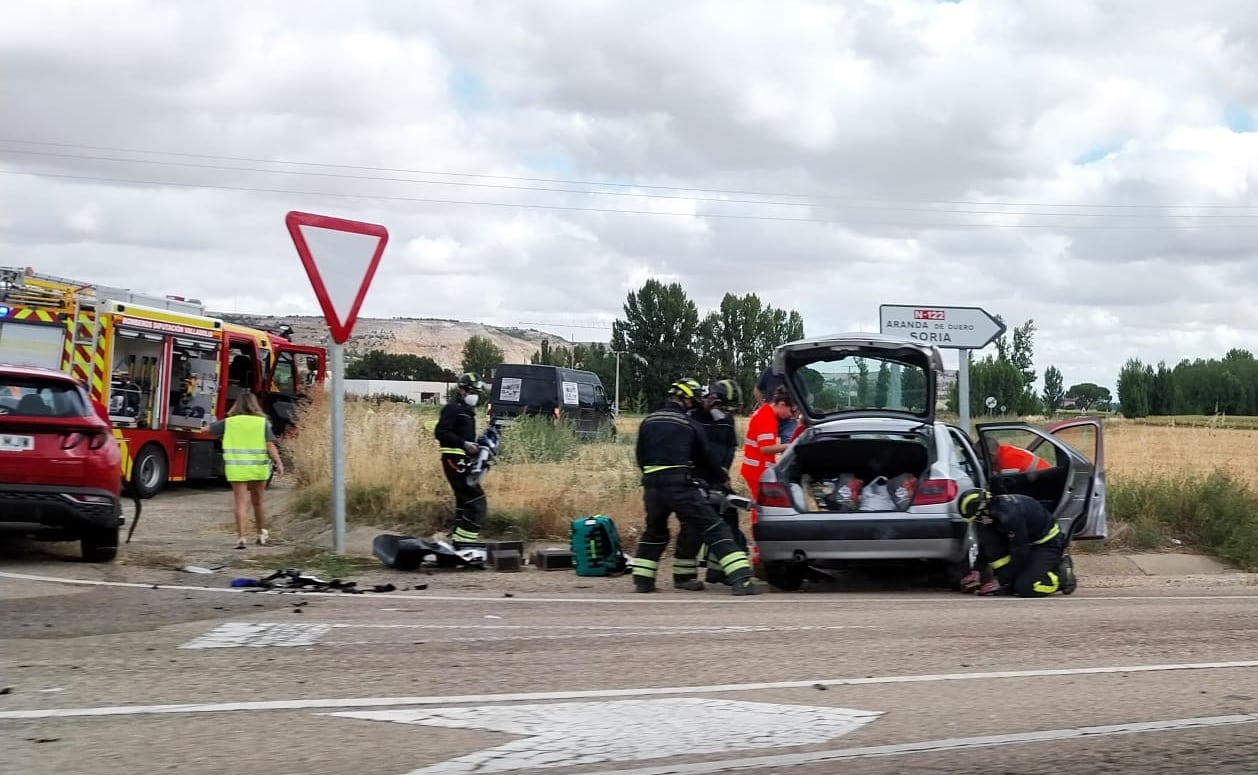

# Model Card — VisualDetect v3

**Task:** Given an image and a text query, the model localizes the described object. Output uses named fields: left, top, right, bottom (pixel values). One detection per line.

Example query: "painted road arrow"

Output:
left=330, top=698, right=881, bottom=774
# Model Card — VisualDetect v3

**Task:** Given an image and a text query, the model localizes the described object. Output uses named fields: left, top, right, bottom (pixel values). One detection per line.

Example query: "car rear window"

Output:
left=496, top=376, right=555, bottom=407
left=0, top=377, right=89, bottom=418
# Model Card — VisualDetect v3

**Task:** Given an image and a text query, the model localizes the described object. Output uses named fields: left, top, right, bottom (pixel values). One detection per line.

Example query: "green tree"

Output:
left=1150, top=361, right=1177, bottom=416
left=874, top=362, right=891, bottom=406
left=610, top=279, right=701, bottom=410
left=1041, top=365, right=1064, bottom=413
left=345, top=350, right=455, bottom=381
left=460, top=335, right=505, bottom=381
left=946, top=355, right=1025, bottom=416
left=854, top=358, right=871, bottom=406
left=1068, top=382, right=1112, bottom=412
left=695, top=292, right=804, bottom=405
left=900, top=365, right=927, bottom=414
left=1010, top=319, right=1037, bottom=391
left=1116, top=358, right=1152, bottom=417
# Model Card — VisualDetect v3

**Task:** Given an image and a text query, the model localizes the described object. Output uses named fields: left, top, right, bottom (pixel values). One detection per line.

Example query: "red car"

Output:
left=0, top=364, right=123, bottom=562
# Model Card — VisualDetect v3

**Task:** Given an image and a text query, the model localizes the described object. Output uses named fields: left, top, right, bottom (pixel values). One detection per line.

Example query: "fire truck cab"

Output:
left=0, top=266, right=326, bottom=498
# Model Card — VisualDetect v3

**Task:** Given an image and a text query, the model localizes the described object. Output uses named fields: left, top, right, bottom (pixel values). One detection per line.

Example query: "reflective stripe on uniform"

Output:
left=1033, top=571, right=1060, bottom=594
left=631, top=557, right=659, bottom=579
left=990, top=554, right=1011, bottom=570
left=439, top=447, right=467, bottom=456
left=643, top=464, right=687, bottom=474
left=1032, top=524, right=1061, bottom=545
left=451, top=527, right=479, bottom=543
left=741, top=458, right=760, bottom=467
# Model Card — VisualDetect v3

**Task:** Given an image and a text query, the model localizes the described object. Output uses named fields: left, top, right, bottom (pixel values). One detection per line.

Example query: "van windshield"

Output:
left=496, top=376, right=555, bottom=407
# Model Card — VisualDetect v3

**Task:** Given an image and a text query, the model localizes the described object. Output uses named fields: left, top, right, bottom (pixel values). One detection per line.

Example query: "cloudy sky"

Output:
left=3, top=0, right=1257, bottom=391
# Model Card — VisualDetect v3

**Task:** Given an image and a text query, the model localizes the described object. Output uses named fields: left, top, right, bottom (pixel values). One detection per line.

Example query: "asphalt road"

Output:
left=4, top=568, right=1258, bottom=775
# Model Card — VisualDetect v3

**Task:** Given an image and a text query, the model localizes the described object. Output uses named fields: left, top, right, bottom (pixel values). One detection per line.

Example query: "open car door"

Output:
left=265, top=343, right=326, bottom=437
left=975, top=418, right=1107, bottom=542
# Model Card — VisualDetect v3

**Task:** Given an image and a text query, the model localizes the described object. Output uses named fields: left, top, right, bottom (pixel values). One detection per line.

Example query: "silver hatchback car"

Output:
left=750, top=333, right=1107, bottom=592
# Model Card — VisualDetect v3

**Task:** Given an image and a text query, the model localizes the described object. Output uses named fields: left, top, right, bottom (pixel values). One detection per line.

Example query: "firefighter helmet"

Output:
left=457, top=373, right=483, bottom=392
left=706, top=379, right=742, bottom=408
left=958, top=488, right=990, bottom=522
left=668, top=378, right=703, bottom=400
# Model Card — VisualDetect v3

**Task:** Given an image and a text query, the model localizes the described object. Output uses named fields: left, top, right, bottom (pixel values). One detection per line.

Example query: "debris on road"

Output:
left=372, top=533, right=487, bottom=571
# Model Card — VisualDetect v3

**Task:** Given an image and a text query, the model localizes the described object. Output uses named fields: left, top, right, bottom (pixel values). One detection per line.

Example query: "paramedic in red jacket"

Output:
left=740, top=387, right=796, bottom=502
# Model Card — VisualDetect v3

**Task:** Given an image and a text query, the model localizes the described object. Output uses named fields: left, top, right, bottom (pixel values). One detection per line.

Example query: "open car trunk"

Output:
left=780, top=434, right=933, bottom=514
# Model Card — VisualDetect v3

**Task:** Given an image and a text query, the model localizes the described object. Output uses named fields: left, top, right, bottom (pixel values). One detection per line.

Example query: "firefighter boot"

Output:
left=633, top=578, right=656, bottom=593
left=674, top=576, right=705, bottom=591
left=731, top=578, right=760, bottom=596
left=1057, top=555, right=1078, bottom=596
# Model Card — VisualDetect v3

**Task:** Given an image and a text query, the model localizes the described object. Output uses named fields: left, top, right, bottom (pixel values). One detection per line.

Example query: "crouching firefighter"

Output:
left=434, top=373, right=488, bottom=549
left=631, top=378, right=759, bottom=596
left=957, top=489, right=1077, bottom=597
left=689, top=379, right=747, bottom=585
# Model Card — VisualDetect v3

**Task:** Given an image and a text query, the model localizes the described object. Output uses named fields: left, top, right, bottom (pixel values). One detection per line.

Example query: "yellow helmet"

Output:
left=958, top=488, right=990, bottom=522
left=668, top=378, right=702, bottom=400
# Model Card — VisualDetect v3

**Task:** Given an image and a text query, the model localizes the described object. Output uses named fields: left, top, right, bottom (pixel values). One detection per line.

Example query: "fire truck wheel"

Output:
left=132, top=444, right=169, bottom=499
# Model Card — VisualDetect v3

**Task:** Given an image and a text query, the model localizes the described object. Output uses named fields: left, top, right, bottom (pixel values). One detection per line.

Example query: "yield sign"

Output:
left=330, top=698, right=881, bottom=774
left=285, top=210, right=389, bottom=344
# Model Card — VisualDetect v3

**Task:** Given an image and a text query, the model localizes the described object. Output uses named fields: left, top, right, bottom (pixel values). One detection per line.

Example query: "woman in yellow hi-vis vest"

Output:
left=206, top=391, right=285, bottom=548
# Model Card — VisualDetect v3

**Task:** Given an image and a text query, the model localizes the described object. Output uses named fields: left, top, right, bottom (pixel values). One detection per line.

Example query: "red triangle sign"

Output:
left=286, top=211, right=389, bottom=344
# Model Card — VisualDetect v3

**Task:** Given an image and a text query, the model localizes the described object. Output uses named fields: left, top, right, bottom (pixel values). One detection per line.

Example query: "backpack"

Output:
left=569, top=515, right=629, bottom=576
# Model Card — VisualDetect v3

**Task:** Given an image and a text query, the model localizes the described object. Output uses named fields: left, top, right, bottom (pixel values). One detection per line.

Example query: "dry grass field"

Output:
left=284, top=396, right=1258, bottom=568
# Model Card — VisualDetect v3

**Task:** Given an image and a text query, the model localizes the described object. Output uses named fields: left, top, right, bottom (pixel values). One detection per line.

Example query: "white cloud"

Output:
left=2, top=0, right=1257, bottom=392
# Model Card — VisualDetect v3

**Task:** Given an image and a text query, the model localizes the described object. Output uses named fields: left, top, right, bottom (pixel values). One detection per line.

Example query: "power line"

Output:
left=517, top=321, right=615, bottom=330
left=3, top=136, right=1256, bottom=211
left=5, top=167, right=1258, bottom=230
left=2, top=146, right=1254, bottom=220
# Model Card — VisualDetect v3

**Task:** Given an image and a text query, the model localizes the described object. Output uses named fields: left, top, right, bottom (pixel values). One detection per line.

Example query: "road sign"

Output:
left=285, top=211, right=389, bottom=344
left=286, top=210, right=390, bottom=556
left=878, top=305, right=1005, bottom=350
left=332, top=698, right=881, bottom=774
left=985, top=396, right=997, bottom=409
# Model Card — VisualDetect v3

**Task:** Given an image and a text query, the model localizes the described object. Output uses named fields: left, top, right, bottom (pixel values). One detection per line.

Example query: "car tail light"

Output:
left=486, top=402, right=494, bottom=420
left=62, top=431, right=109, bottom=450
left=757, top=482, right=791, bottom=509
left=913, top=478, right=958, bottom=506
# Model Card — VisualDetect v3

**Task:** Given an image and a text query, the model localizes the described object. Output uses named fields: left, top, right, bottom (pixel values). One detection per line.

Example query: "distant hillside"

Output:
left=214, top=313, right=562, bottom=371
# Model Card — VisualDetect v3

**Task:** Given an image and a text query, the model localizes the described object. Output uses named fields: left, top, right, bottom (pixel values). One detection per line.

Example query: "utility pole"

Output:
left=611, top=349, right=625, bottom=413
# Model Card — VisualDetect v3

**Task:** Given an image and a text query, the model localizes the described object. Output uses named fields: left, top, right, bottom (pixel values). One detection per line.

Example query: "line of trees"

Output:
left=1116, top=350, right=1258, bottom=418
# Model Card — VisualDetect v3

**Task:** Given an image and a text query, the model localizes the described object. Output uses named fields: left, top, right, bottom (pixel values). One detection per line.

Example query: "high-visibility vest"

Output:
left=739, top=404, right=780, bottom=496
left=222, top=414, right=270, bottom=482
left=994, top=445, right=1052, bottom=474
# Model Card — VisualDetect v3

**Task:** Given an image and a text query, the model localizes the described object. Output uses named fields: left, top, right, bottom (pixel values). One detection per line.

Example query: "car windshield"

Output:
left=0, top=376, right=89, bottom=418
left=791, top=353, right=931, bottom=418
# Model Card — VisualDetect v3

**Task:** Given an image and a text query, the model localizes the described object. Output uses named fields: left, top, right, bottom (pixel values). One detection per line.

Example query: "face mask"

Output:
left=710, top=408, right=727, bottom=421
left=464, top=394, right=479, bottom=407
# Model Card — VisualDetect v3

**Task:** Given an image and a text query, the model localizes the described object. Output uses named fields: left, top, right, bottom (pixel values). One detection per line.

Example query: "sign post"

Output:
left=878, top=304, right=1005, bottom=434
left=286, top=211, right=389, bottom=555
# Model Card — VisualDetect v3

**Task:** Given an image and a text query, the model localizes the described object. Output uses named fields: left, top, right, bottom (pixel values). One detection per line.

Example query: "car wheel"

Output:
left=81, top=529, right=119, bottom=563
left=764, top=561, right=806, bottom=592
left=132, top=443, right=169, bottom=499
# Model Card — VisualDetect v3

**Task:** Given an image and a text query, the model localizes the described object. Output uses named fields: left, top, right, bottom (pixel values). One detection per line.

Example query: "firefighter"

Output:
left=957, top=488, right=1077, bottom=597
left=688, top=379, right=747, bottom=585
left=434, top=373, right=488, bottom=548
left=631, top=378, right=759, bottom=596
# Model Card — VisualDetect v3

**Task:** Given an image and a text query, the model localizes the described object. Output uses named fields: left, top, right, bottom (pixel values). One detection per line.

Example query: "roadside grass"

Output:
left=284, top=395, right=1258, bottom=567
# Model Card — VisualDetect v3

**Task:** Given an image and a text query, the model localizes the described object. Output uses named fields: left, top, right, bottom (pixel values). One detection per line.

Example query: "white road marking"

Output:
left=571, top=713, right=1258, bottom=775
left=3, top=659, right=1256, bottom=720
left=179, top=622, right=334, bottom=649
left=177, top=621, right=876, bottom=649
left=4, top=570, right=1258, bottom=605
left=331, top=699, right=881, bottom=775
